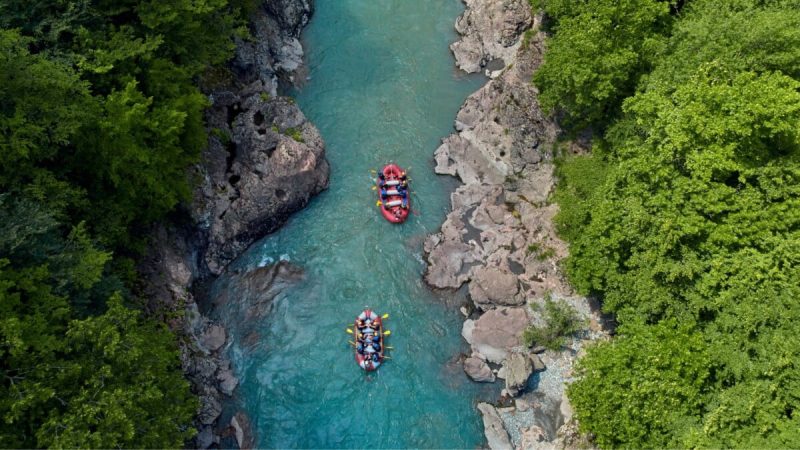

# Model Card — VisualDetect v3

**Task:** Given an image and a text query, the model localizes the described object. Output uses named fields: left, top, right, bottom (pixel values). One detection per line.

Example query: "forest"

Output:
left=0, top=0, right=254, bottom=446
left=536, top=0, right=800, bottom=447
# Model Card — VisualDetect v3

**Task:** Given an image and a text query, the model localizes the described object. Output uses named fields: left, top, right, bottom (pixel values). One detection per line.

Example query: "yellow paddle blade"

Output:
left=376, top=201, right=382, bottom=207
left=348, top=340, right=357, bottom=346
left=371, top=186, right=377, bottom=191
left=382, top=313, right=389, bottom=319
left=346, top=328, right=353, bottom=334
left=385, top=346, right=394, bottom=350
left=383, top=330, right=391, bottom=336
left=370, top=169, right=377, bottom=173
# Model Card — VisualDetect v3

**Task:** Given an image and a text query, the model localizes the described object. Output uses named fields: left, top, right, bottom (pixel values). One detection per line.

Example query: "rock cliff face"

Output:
left=199, top=84, right=329, bottom=275
left=426, top=3, right=607, bottom=449
left=140, top=1, right=327, bottom=448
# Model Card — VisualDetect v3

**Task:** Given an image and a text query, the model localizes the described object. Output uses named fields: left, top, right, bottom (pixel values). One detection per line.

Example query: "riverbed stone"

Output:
left=450, top=0, right=533, bottom=73
left=504, top=352, right=533, bottom=397
left=469, top=266, right=521, bottom=309
left=196, top=425, right=214, bottom=449
left=478, top=402, right=513, bottom=450
left=464, top=356, right=496, bottom=382
left=464, top=307, right=530, bottom=363
left=530, top=353, right=546, bottom=372
left=218, top=368, right=239, bottom=396
left=200, top=325, right=227, bottom=352
left=198, top=394, right=222, bottom=425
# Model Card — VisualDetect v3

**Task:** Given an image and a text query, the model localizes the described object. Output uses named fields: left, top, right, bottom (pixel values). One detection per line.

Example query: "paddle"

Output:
left=383, top=330, right=391, bottom=336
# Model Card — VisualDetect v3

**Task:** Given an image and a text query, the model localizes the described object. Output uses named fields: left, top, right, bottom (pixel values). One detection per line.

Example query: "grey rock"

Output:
left=231, top=412, right=254, bottom=450
left=198, top=394, right=222, bottom=425
left=218, top=368, right=239, bottom=396
left=504, top=352, right=533, bottom=397
left=477, top=402, right=513, bottom=450
left=530, top=353, right=546, bottom=372
left=233, top=0, right=313, bottom=88
left=200, top=325, right=226, bottom=352
left=464, top=356, right=496, bottom=383
left=200, top=94, right=329, bottom=274
left=496, top=365, right=507, bottom=380
left=531, top=345, right=547, bottom=354
left=196, top=426, right=214, bottom=449
left=450, top=0, right=533, bottom=73
left=469, top=266, right=521, bottom=309
left=515, top=398, right=531, bottom=412
left=463, top=307, right=530, bottom=363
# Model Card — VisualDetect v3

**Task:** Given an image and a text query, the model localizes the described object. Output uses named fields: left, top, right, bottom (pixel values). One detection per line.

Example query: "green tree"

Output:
left=544, top=0, right=800, bottom=446
left=534, top=0, right=675, bottom=128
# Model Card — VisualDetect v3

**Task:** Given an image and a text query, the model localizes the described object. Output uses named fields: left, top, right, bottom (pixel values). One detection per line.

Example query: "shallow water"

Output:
left=211, top=1, right=496, bottom=447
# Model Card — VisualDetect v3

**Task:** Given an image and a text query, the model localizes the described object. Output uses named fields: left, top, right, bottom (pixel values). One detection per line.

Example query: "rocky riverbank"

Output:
left=138, top=1, right=328, bottom=448
left=425, top=2, right=609, bottom=448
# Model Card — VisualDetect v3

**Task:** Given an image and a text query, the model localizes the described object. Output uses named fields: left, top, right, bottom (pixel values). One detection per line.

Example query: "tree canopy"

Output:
left=538, top=0, right=800, bottom=447
left=0, top=0, right=253, bottom=446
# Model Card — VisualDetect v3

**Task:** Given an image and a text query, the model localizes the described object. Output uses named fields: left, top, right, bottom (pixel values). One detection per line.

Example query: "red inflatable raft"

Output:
left=353, top=309, right=385, bottom=371
left=377, top=164, right=410, bottom=223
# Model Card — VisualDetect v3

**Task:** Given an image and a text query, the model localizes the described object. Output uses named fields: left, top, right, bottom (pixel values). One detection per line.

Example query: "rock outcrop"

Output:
left=140, top=1, right=327, bottom=448
left=478, top=403, right=514, bottom=450
left=199, top=85, right=329, bottom=274
left=464, top=353, right=496, bottom=382
left=233, top=0, right=314, bottom=92
left=427, top=2, right=608, bottom=449
left=450, top=0, right=533, bottom=74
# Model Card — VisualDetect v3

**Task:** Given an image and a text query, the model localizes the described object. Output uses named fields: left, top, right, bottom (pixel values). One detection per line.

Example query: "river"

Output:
left=210, top=1, right=496, bottom=447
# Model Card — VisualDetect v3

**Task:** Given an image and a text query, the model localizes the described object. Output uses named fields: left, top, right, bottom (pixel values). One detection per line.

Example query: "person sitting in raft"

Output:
left=357, top=341, right=365, bottom=354
left=371, top=353, right=380, bottom=363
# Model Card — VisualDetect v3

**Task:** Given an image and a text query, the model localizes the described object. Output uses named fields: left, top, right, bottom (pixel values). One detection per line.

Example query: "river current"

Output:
left=210, top=1, right=496, bottom=447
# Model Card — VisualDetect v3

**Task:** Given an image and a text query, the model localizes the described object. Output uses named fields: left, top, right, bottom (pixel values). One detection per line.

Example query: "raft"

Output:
left=377, top=164, right=410, bottom=223
left=353, top=309, right=385, bottom=371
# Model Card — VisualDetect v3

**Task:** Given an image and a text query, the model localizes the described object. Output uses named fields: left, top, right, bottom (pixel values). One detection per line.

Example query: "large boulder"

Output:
left=197, top=394, right=222, bottom=425
left=464, top=355, right=496, bottom=383
left=199, top=325, right=227, bottom=352
left=462, top=307, right=530, bottom=363
left=504, top=352, right=533, bottom=396
left=477, top=403, right=513, bottom=450
left=469, top=266, right=522, bottom=309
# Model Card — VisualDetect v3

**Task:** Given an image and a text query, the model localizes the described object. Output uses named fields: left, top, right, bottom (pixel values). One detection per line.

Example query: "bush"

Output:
left=523, top=298, right=584, bottom=350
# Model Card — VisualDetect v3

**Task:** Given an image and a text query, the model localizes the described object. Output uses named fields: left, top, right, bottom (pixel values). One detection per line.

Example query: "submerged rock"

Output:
left=213, top=261, right=305, bottom=321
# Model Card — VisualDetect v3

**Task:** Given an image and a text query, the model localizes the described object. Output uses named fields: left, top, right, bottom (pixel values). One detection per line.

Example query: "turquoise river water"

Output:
left=211, top=1, right=498, bottom=447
